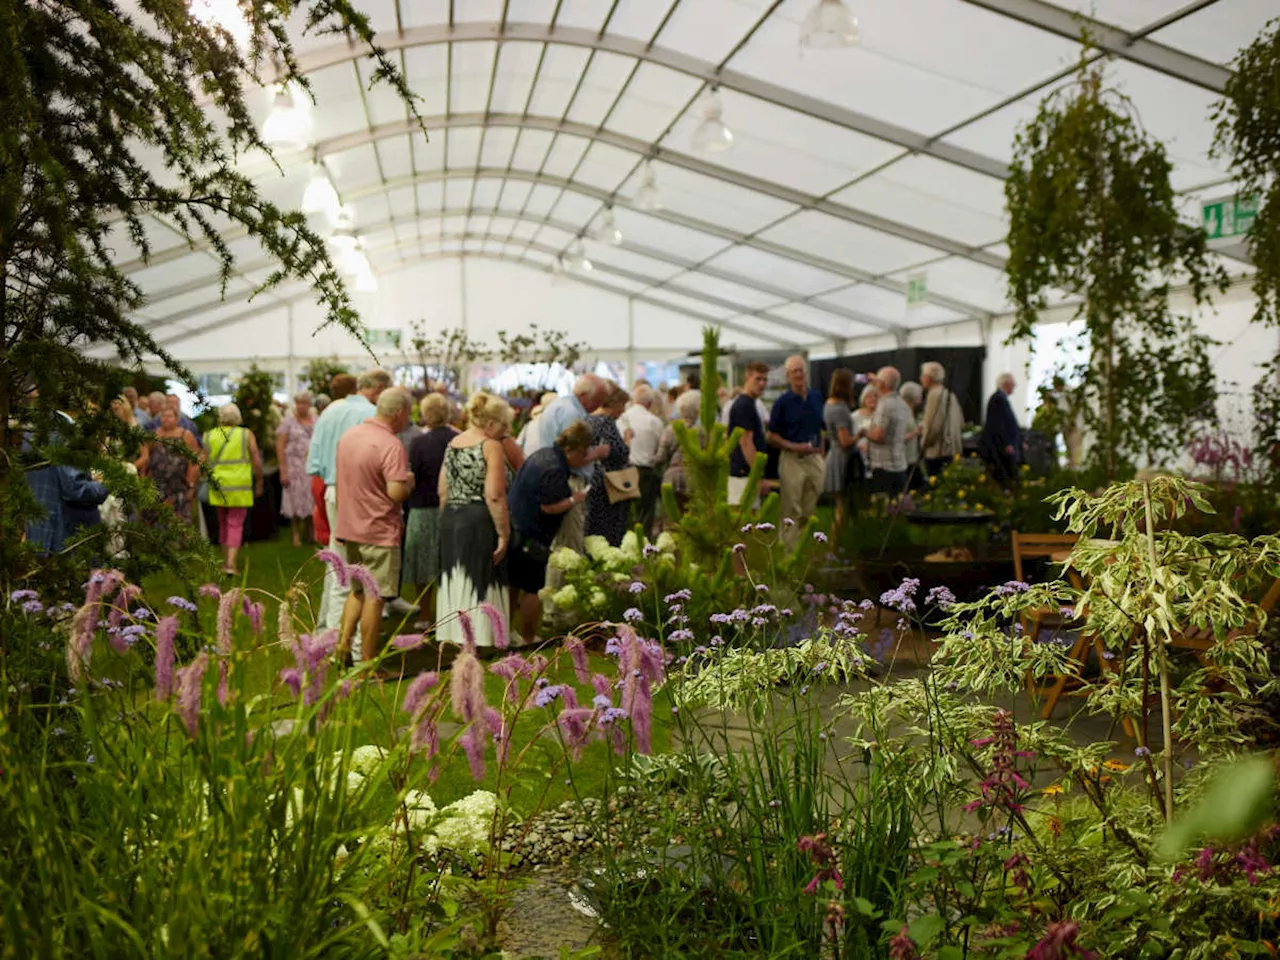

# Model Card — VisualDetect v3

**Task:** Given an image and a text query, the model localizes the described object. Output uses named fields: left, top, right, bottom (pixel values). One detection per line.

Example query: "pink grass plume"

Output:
left=347, top=564, right=381, bottom=599
left=564, top=637, right=591, bottom=684
left=458, top=609, right=477, bottom=655
left=479, top=601, right=509, bottom=649
left=154, top=615, right=178, bottom=700
left=174, top=651, right=209, bottom=738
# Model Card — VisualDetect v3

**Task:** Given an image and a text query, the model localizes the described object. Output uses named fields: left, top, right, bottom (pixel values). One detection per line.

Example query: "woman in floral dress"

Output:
left=143, top=405, right=200, bottom=522
left=276, top=390, right=316, bottom=547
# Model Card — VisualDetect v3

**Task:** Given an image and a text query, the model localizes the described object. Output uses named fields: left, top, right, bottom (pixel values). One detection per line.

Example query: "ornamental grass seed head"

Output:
left=174, top=651, right=209, bottom=738
left=154, top=615, right=178, bottom=701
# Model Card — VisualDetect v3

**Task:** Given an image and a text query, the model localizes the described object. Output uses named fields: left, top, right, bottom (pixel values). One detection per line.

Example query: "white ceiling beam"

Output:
left=956, top=0, right=1231, bottom=93
left=154, top=252, right=801, bottom=350
left=306, top=113, right=1006, bottom=271
left=124, top=168, right=990, bottom=319
left=140, top=207, right=901, bottom=333
left=277, top=22, right=1011, bottom=181
left=366, top=231, right=842, bottom=344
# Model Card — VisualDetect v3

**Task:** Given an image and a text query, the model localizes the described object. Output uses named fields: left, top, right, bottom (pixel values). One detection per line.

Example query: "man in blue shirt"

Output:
left=22, top=451, right=109, bottom=555
left=766, top=355, right=825, bottom=533
left=727, top=361, right=769, bottom=506
left=307, top=368, right=394, bottom=628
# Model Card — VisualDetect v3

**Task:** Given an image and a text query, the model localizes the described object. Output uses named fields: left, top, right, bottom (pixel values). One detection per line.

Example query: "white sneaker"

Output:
left=385, top=597, right=420, bottom=616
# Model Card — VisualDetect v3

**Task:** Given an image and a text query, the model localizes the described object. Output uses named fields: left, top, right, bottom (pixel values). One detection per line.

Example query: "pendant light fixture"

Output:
left=593, top=206, right=624, bottom=246
left=262, top=83, right=310, bottom=151
left=327, top=207, right=359, bottom=267
left=691, top=88, right=733, bottom=154
left=301, top=160, right=341, bottom=221
left=799, top=0, right=860, bottom=49
left=634, top=162, right=664, bottom=212
left=567, top=240, right=593, bottom=273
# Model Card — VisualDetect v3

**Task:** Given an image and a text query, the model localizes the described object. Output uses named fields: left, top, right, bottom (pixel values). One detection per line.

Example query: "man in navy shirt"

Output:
left=727, top=361, right=769, bottom=506
left=766, top=355, right=825, bottom=534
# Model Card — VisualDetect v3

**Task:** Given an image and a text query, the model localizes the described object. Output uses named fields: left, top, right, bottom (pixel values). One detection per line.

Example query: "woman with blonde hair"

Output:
left=204, top=402, right=263, bottom=575
left=436, top=392, right=512, bottom=647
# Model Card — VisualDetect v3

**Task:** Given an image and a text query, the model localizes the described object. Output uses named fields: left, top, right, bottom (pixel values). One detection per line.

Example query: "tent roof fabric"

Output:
left=126, top=0, right=1269, bottom=348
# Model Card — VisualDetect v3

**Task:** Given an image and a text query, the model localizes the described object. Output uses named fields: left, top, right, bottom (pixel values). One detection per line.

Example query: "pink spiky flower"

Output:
left=564, top=637, right=591, bottom=684
left=154, top=615, right=178, bottom=700
left=480, top=601, right=509, bottom=650
left=174, top=651, right=209, bottom=738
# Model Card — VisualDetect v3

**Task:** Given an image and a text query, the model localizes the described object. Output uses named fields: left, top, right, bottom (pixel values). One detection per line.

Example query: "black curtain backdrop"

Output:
left=811, top=347, right=987, bottom=424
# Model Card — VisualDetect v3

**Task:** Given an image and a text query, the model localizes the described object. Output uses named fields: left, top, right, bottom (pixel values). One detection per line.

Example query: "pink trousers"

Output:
left=217, top=507, right=248, bottom=548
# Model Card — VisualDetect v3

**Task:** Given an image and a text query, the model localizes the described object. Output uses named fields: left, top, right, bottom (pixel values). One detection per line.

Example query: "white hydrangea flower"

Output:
left=402, top=789, right=438, bottom=831
left=655, top=532, right=677, bottom=554
left=589, top=588, right=608, bottom=609
left=552, top=585, right=578, bottom=608
left=429, top=790, right=499, bottom=856
left=584, top=536, right=611, bottom=562
left=347, top=744, right=387, bottom=776
left=549, top=547, right=584, bottom=571
left=619, top=531, right=641, bottom=563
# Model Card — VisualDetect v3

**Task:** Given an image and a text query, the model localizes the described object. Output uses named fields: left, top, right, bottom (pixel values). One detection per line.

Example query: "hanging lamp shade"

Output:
left=634, top=163, right=664, bottom=212
left=691, top=90, right=733, bottom=153
left=262, top=84, right=310, bottom=150
left=567, top=240, right=593, bottom=273
left=327, top=208, right=359, bottom=267
left=595, top=207, right=624, bottom=246
left=301, top=162, right=341, bottom=219
left=799, top=0, right=860, bottom=49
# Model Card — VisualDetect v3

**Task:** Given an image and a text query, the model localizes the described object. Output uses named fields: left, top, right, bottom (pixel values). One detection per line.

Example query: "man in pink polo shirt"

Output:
left=334, top=387, right=414, bottom=662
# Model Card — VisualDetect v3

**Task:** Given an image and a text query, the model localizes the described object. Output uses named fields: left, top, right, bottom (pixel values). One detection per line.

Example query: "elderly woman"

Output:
left=584, top=382, right=632, bottom=546
left=204, top=403, right=263, bottom=576
left=656, top=389, right=701, bottom=510
left=276, top=389, right=317, bottom=546
left=852, top=384, right=879, bottom=469
left=143, top=403, right=200, bottom=522
left=900, top=381, right=925, bottom=489
left=437, top=392, right=512, bottom=648
left=403, top=393, right=455, bottom=621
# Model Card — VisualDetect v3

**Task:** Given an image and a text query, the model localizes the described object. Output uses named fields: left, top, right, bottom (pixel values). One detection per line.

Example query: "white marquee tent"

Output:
left=104, top=0, right=1275, bottom=418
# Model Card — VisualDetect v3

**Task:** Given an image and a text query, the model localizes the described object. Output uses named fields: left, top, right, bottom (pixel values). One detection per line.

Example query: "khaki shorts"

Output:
left=337, top=541, right=401, bottom=600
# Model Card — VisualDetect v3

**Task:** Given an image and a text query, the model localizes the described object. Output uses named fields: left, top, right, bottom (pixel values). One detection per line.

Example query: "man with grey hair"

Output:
left=618, top=382, right=664, bottom=535
left=920, top=361, right=964, bottom=478
left=980, top=372, right=1022, bottom=486
left=307, top=367, right=416, bottom=627
left=333, top=387, right=414, bottom=663
left=123, top=386, right=148, bottom=427
left=866, top=366, right=912, bottom=496
left=766, top=355, right=825, bottom=532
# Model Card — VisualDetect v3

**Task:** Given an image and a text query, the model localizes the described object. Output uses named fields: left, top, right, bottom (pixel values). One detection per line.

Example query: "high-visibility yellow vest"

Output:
left=204, top=427, right=254, bottom=508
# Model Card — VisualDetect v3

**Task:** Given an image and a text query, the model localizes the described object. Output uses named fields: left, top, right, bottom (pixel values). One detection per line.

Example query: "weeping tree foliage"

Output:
left=1005, top=56, right=1227, bottom=480
left=0, top=1, right=420, bottom=585
left=407, top=323, right=482, bottom=391
left=1213, top=16, right=1280, bottom=473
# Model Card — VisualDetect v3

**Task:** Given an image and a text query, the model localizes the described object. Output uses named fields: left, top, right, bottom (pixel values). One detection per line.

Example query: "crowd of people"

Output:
left=22, top=357, right=1030, bottom=661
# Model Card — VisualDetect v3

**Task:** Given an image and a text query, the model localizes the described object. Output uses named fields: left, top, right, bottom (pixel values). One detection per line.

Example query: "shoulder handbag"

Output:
left=603, top=465, right=642, bottom=504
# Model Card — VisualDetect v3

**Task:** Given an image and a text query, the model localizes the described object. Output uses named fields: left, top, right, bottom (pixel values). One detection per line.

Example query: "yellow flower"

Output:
left=975, top=503, right=985, bottom=511
left=957, top=490, right=966, bottom=499
left=1102, top=759, right=1130, bottom=773
left=1041, top=784, right=1065, bottom=796
left=929, top=476, right=938, bottom=487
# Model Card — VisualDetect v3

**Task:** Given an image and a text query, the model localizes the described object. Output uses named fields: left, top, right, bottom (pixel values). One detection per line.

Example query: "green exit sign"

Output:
left=1203, top=194, right=1258, bottom=240
left=365, top=328, right=402, bottom=350
left=906, top=272, right=928, bottom=307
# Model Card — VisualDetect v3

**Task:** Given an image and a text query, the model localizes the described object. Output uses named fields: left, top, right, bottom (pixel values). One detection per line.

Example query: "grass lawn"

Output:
left=138, top=533, right=672, bottom=815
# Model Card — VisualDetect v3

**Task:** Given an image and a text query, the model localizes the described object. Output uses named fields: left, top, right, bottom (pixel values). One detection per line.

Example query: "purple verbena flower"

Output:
left=925, top=585, right=956, bottom=609
left=628, top=581, right=646, bottom=594
left=9, top=589, right=37, bottom=603
left=623, top=608, right=644, bottom=623
left=813, top=531, right=828, bottom=543
left=534, top=684, right=563, bottom=708
left=21, top=599, right=43, bottom=615
left=167, top=596, right=198, bottom=613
